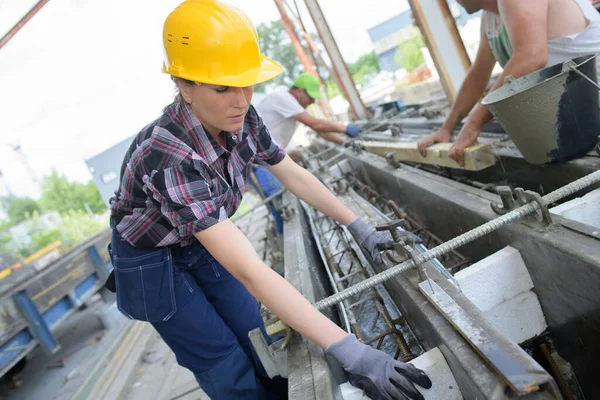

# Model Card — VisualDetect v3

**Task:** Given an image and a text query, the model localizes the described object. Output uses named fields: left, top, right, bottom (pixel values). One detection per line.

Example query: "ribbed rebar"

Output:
left=315, top=170, right=600, bottom=311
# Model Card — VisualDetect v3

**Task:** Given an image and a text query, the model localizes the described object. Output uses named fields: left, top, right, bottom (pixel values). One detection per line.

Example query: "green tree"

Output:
left=324, top=51, right=381, bottom=97
left=0, top=231, right=14, bottom=265
left=31, top=228, right=62, bottom=250
left=394, top=35, right=425, bottom=73
left=255, top=20, right=302, bottom=92
left=59, top=210, right=108, bottom=250
left=349, top=51, right=380, bottom=85
left=0, top=196, right=41, bottom=226
left=39, top=171, right=106, bottom=215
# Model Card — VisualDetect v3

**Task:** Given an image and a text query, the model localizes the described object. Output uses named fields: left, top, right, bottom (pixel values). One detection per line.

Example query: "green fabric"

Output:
left=293, top=72, right=321, bottom=99
left=486, top=20, right=513, bottom=67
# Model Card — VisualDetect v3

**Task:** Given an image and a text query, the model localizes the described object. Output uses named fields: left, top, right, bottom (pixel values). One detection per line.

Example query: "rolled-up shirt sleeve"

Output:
left=144, top=160, right=228, bottom=237
left=249, top=105, right=286, bottom=165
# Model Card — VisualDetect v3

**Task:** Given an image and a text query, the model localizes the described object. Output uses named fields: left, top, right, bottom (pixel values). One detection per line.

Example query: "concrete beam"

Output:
left=325, top=145, right=600, bottom=397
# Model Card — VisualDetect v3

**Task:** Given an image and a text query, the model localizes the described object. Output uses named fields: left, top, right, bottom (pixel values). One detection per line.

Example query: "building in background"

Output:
left=86, top=136, right=135, bottom=209
left=367, top=2, right=479, bottom=73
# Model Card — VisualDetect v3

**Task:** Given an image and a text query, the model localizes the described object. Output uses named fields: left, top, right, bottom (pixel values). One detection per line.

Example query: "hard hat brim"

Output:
left=164, top=55, right=284, bottom=88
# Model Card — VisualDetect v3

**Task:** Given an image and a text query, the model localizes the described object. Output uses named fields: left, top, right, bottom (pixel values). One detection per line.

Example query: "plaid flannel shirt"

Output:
left=109, top=101, right=286, bottom=248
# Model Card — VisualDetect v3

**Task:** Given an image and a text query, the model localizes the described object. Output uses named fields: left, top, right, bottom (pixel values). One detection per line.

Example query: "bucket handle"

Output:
left=563, top=60, right=600, bottom=92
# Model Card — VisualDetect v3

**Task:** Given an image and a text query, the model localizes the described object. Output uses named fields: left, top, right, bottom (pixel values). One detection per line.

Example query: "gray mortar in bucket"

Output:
left=482, top=55, right=599, bottom=165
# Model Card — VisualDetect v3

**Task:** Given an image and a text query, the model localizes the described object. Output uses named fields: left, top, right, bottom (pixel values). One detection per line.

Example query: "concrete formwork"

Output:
left=307, top=142, right=600, bottom=397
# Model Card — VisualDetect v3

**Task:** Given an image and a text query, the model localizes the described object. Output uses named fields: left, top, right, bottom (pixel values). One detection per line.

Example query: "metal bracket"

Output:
left=350, top=141, right=365, bottom=154
left=390, top=126, right=403, bottom=137
left=280, top=205, right=296, bottom=222
left=385, top=152, right=402, bottom=168
left=329, top=177, right=349, bottom=195
left=376, top=219, right=407, bottom=254
left=490, top=186, right=516, bottom=215
left=491, top=186, right=553, bottom=228
left=516, top=189, right=553, bottom=228
left=248, top=326, right=290, bottom=379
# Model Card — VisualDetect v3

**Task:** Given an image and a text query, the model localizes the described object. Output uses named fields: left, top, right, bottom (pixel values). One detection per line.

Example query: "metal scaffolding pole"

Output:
left=274, top=0, right=334, bottom=119
left=0, top=0, right=51, bottom=51
left=302, top=0, right=369, bottom=120
left=273, top=0, right=315, bottom=75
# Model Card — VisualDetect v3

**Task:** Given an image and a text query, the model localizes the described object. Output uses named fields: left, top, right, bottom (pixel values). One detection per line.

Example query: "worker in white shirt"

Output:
left=256, top=72, right=362, bottom=148
left=253, top=73, right=362, bottom=235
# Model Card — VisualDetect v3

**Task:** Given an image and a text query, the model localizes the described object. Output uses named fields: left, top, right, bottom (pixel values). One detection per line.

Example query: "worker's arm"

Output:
left=269, top=155, right=356, bottom=225
left=292, top=111, right=361, bottom=144
left=267, top=155, right=420, bottom=263
left=448, top=0, right=549, bottom=164
left=417, top=19, right=497, bottom=156
left=194, top=220, right=346, bottom=348
left=293, top=111, right=346, bottom=134
left=194, top=219, right=432, bottom=398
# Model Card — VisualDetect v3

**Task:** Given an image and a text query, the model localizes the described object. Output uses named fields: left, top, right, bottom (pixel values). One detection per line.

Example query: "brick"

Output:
left=410, top=347, right=464, bottom=400
left=550, top=188, right=600, bottom=229
left=484, top=291, right=547, bottom=344
left=454, top=246, right=533, bottom=312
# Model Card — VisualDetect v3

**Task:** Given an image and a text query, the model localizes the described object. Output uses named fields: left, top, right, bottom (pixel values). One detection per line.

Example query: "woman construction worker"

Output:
left=417, top=0, right=600, bottom=165
left=107, top=1, right=432, bottom=399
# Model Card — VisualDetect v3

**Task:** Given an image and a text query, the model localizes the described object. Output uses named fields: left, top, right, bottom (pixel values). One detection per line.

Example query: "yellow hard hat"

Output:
left=162, top=0, right=284, bottom=87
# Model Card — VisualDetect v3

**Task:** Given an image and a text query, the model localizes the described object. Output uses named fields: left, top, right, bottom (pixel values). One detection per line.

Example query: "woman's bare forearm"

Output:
left=269, top=156, right=356, bottom=225
left=194, top=220, right=348, bottom=349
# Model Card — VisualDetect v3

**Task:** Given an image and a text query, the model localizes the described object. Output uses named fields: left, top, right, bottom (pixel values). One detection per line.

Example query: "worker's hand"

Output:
left=347, top=217, right=421, bottom=265
left=325, top=335, right=432, bottom=400
left=416, top=128, right=451, bottom=157
left=345, top=124, right=362, bottom=137
left=448, top=122, right=482, bottom=166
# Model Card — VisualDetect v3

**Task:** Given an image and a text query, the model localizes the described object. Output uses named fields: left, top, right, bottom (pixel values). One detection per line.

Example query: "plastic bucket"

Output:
left=482, top=55, right=599, bottom=164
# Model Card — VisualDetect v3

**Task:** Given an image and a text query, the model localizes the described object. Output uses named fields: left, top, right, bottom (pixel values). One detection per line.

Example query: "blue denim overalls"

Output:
left=251, top=165, right=284, bottom=235
left=108, top=228, right=287, bottom=399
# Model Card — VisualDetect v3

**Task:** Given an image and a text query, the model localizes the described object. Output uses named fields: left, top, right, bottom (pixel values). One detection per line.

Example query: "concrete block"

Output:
left=410, top=347, right=463, bottom=400
left=484, top=291, right=547, bottom=344
left=340, top=382, right=369, bottom=400
left=550, top=188, right=600, bottom=229
left=339, top=347, right=463, bottom=400
left=454, top=246, right=533, bottom=312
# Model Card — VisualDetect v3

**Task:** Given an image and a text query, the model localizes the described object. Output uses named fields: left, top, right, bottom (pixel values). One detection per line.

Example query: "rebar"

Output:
left=315, top=170, right=600, bottom=311
left=309, top=202, right=416, bottom=360
left=540, top=343, right=574, bottom=400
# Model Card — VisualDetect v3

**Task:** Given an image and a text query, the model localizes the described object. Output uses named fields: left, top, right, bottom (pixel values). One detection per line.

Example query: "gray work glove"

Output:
left=325, top=335, right=431, bottom=400
left=347, top=217, right=421, bottom=264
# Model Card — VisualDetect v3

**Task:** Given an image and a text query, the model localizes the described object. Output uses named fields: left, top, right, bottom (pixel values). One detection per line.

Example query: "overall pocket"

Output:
left=113, top=248, right=176, bottom=322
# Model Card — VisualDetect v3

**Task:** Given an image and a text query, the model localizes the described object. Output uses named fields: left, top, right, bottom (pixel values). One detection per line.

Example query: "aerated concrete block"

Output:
left=410, top=347, right=463, bottom=400
left=340, top=382, right=369, bottom=400
left=484, top=291, right=547, bottom=344
left=339, top=347, right=463, bottom=400
left=454, top=246, right=533, bottom=312
left=550, top=187, right=600, bottom=229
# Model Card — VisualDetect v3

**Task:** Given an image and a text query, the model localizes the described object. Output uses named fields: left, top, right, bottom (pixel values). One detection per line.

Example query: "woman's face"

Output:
left=177, top=79, right=254, bottom=136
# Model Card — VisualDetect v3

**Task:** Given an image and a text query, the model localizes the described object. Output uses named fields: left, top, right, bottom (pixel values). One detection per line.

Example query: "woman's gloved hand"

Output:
left=347, top=217, right=421, bottom=264
left=325, top=335, right=432, bottom=400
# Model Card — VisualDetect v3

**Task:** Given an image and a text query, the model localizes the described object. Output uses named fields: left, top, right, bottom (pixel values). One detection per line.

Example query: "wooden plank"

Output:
left=361, top=141, right=497, bottom=171
left=419, top=280, right=540, bottom=396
